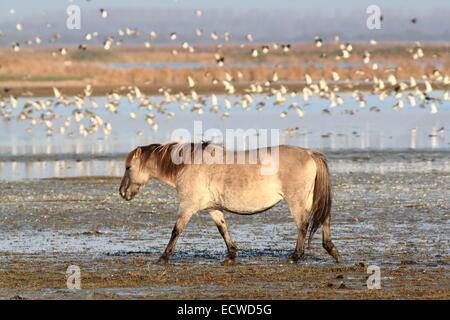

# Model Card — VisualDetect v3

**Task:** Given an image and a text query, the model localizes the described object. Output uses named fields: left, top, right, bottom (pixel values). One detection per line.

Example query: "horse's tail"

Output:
left=307, top=150, right=332, bottom=244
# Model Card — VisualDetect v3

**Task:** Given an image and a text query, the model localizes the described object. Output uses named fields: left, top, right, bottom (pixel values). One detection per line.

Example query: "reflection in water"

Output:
left=0, top=160, right=123, bottom=180
left=1, top=136, right=144, bottom=156
left=1, top=153, right=449, bottom=180
left=410, top=128, right=417, bottom=149
left=331, top=158, right=450, bottom=174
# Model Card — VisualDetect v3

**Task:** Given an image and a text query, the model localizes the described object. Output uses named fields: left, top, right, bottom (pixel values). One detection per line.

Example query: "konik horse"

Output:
left=119, top=142, right=339, bottom=264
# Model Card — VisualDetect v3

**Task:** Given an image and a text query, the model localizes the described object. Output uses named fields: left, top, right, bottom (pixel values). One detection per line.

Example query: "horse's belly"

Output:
left=209, top=167, right=283, bottom=214
left=219, top=191, right=283, bottom=214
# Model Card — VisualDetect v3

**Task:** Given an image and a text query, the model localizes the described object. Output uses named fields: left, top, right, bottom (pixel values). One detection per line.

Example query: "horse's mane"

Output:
left=127, top=142, right=212, bottom=180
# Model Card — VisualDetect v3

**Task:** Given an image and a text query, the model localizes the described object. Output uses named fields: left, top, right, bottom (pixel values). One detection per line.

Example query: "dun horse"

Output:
left=119, top=142, right=339, bottom=264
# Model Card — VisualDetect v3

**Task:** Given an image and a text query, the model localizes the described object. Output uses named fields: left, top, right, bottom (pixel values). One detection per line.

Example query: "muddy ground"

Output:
left=0, top=155, right=449, bottom=299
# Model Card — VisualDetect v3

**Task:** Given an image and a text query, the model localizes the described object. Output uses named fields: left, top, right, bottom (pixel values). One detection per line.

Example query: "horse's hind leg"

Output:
left=322, top=214, right=339, bottom=262
left=157, top=207, right=195, bottom=264
left=286, top=201, right=308, bottom=263
left=208, top=209, right=237, bottom=262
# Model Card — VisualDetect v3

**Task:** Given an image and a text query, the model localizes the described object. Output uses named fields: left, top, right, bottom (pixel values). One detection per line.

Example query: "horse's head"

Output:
left=120, top=142, right=186, bottom=200
left=119, top=146, right=156, bottom=201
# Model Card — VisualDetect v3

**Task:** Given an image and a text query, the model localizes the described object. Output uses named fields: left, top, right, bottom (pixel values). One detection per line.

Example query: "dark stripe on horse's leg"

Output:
left=290, top=223, right=307, bottom=262
left=157, top=209, right=194, bottom=263
left=322, top=214, right=339, bottom=262
left=158, top=225, right=179, bottom=262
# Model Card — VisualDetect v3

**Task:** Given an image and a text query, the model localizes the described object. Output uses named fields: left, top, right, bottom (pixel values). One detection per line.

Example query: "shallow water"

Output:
left=0, top=150, right=450, bottom=181
left=103, top=62, right=443, bottom=69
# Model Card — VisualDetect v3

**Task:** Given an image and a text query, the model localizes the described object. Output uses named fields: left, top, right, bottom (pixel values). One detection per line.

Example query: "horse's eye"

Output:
left=126, top=166, right=131, bottom=170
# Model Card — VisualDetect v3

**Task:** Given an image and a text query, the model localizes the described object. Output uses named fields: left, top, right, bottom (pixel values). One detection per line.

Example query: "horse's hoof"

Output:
left=155, top=257, right=169, bottom=265
left=287, top=254, right=303, bottom=264
left=221, top=258, right=237, bottom=266
left=330, top=248, right=340, bottom=263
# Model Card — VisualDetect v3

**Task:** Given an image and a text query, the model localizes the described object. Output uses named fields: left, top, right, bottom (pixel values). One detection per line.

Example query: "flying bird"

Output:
left=100, top=9, right=108, bottom=18
left=314, top=36, right=323, bottom=47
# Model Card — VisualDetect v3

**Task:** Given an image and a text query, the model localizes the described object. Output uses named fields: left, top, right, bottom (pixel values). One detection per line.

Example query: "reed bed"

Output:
left=0, top=44, right=449, bottom=91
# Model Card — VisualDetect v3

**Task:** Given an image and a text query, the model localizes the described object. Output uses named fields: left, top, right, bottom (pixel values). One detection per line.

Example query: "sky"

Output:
left=1, top=0, right=449, bottom=19
left=1, top=0, right=449, bottom=44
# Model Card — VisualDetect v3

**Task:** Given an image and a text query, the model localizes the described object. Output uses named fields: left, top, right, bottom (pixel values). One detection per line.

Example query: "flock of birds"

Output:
left=0, top=6, right=449, bottom=138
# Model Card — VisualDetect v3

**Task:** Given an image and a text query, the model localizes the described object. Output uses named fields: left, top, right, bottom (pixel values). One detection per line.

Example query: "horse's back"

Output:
left=277, top=145, right=318, bottom=182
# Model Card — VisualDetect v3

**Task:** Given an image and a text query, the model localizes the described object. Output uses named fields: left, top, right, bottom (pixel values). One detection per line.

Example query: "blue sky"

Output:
left=1, top=0, right=449, bottom=43
left=1, top=0, right=449, bottom=19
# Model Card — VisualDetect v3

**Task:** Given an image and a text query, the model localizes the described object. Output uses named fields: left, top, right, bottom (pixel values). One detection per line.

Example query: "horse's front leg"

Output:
left=156, top=206, right=195, bottom=264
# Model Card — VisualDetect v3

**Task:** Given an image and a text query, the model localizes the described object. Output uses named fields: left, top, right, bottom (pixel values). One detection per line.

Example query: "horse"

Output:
left=119, top=142, right=339, bottom=264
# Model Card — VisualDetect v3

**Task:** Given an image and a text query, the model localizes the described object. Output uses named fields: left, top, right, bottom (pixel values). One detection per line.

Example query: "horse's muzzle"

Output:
left=119, top=185, right=139, bottom=201
left=124, top=194, right=134, bottom=201
left=119, top=186, right=130, bottom=200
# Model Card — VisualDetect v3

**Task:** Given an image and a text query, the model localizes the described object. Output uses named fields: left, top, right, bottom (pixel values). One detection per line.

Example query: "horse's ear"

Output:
left=134, top=147, right=142, bottom=159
